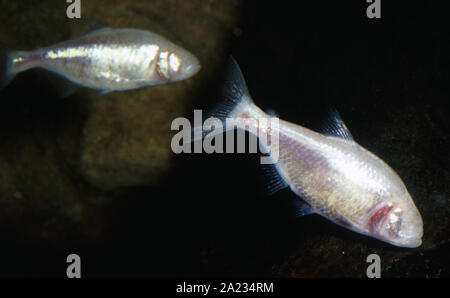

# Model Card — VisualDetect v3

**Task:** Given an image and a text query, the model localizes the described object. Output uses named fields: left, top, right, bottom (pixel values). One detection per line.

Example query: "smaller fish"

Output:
left=0, top=27, right=201, bottom=93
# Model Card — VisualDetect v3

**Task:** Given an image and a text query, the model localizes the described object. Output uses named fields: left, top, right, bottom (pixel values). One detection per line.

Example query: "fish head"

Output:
left=368, top=191, right=423, bottom=248
left=155, top=47, right=201, bottom=83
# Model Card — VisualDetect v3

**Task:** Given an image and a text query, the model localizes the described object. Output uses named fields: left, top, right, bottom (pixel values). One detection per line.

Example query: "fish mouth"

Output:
left=381, top=234, right=422, bottom=248
left=374, top=231, right=422, bottom=248
left=184, top=57, right=201, bottom=76
left=397, top=237, right=422, bottom=248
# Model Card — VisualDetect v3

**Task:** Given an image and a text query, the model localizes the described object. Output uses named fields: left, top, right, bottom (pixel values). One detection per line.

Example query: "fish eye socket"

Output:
left=169, top=53, right=181, bottom=73
left=387, top=208, right=402, bottom=236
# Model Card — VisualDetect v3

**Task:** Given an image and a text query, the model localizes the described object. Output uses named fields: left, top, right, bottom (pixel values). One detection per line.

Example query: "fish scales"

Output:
left=274, top=121, right=385, bottom=228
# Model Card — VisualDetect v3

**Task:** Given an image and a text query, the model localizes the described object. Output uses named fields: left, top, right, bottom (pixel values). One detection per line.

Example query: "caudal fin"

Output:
left=0, top=46, right=18, bottom=90
left=189, top=57, right=256, bottom=144
left=212, top=56, right=255, bottom=120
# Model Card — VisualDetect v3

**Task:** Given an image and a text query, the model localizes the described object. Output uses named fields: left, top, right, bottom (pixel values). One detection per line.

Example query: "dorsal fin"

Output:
left=69, top=20, right=110, bottom=39
left=265, top=108, right=279, bottom=118
left=320, top=108, right=354, bottom=141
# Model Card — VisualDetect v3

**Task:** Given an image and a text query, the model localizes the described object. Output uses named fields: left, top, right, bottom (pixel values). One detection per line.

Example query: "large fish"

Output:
left=204, top=58, right=423, bottom=248
left=0, top=27, right=200, bottom=92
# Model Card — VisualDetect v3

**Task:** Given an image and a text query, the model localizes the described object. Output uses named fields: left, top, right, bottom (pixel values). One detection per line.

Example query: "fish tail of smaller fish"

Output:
left=0, top=46, right=21, bottom=90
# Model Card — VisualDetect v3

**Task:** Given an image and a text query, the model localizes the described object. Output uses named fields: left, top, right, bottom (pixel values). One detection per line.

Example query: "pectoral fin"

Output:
left=260, top=162, right=288, bottom=195
left=291, top=197, right=315, bottom=217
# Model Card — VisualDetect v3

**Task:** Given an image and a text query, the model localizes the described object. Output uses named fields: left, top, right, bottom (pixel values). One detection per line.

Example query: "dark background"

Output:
left=0, top=1, right=449, bottom=278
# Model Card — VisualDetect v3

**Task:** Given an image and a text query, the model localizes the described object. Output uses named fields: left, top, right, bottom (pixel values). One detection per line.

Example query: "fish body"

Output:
left=1, top=28, right=200, bottom=91
left=212, top=58, right=423, bottom=248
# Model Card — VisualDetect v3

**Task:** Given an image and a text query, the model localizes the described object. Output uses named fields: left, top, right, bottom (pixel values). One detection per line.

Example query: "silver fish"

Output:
left=1, top=27, right=200, bottom=92
left=210, top=58, right=423, bottom=248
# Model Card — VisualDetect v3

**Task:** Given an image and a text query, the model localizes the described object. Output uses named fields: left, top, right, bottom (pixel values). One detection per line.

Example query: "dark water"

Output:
left=0, top=1, right=448, bottom=278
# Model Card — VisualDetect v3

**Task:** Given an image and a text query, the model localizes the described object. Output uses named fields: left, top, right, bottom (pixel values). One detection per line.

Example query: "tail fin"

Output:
left=190, top=57, right=257, bottom=143
left=212, top=56, right=255, bottom=120
left=0, top=46, right=18, bottom=90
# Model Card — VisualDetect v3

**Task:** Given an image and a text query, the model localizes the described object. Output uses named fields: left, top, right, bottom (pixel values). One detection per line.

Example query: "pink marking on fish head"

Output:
left=367, top=193, right=423, bottom=248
